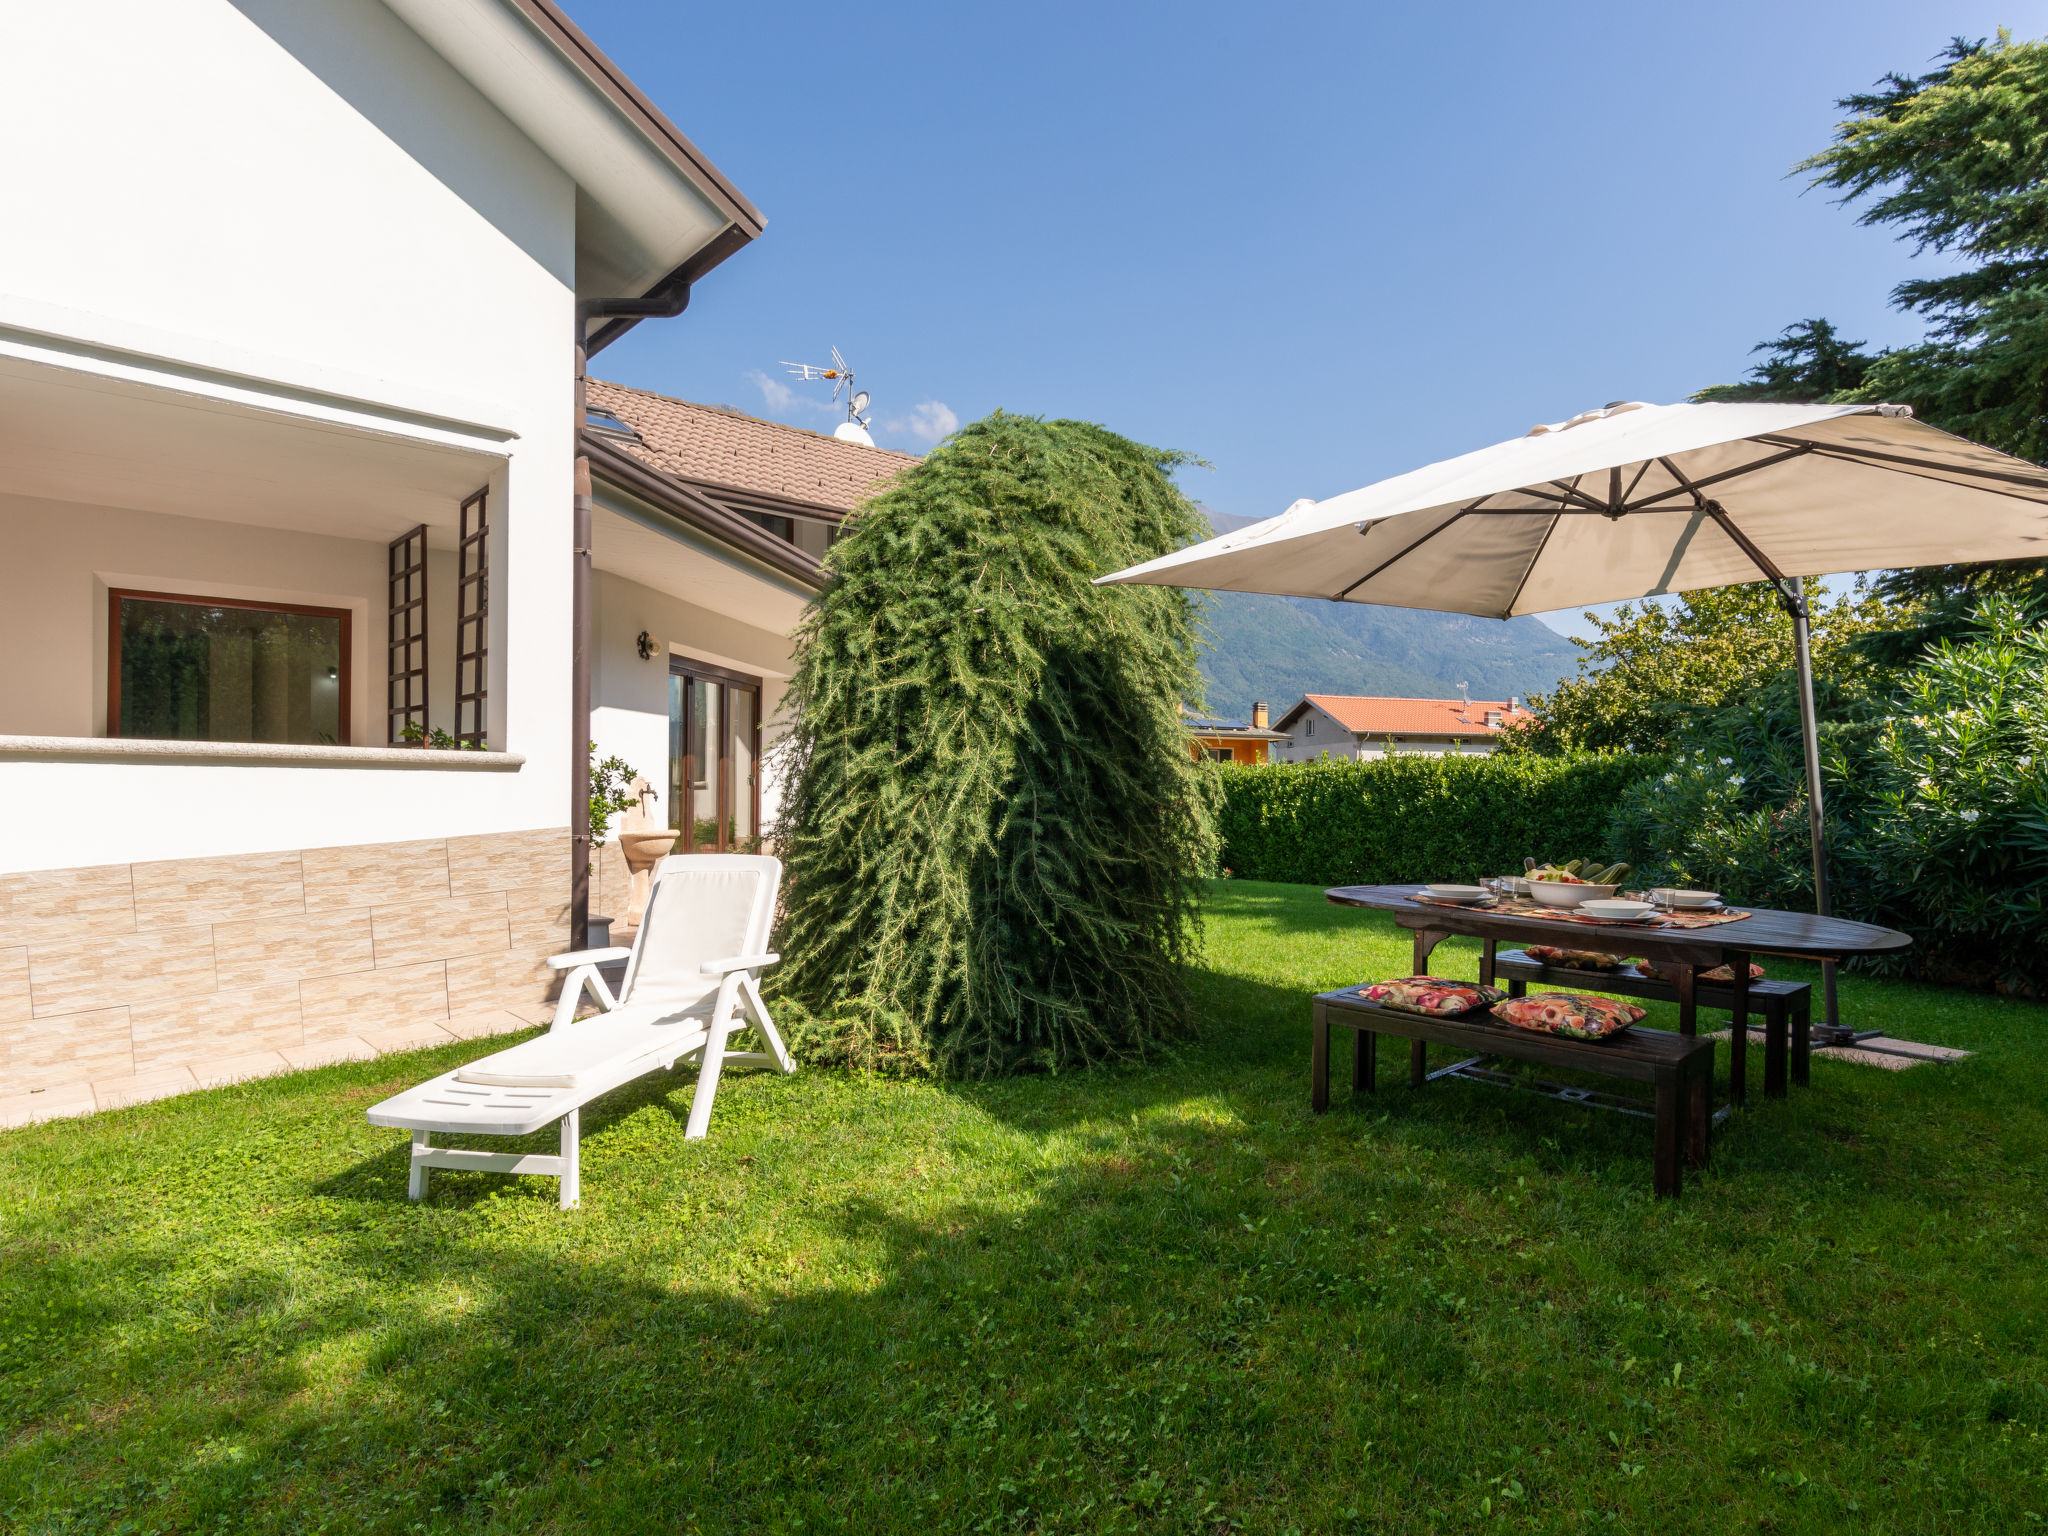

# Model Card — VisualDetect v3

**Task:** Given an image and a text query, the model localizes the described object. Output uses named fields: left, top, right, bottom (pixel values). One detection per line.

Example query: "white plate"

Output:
left=1526, top=879, right=1619, bottom=908
left=1580, top=899, right=1655, bottom=921
left=1650, top=888, right=1721, bottom=908
left=1423, top=884, right=1489, bottom=902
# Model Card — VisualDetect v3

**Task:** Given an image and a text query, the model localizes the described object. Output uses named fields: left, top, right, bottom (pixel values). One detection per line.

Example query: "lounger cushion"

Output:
left=625, top=866, right=762, bottom=1009
left=454, top=1013, right=704, bottom=1089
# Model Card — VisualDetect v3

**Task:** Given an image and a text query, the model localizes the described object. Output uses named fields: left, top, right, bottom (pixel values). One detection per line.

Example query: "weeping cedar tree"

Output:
left=769, top=414, right=1219, bottom=1077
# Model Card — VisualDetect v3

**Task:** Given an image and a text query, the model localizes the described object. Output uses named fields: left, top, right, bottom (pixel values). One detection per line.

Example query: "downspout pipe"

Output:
left=568, top=280, right=691, bottom=950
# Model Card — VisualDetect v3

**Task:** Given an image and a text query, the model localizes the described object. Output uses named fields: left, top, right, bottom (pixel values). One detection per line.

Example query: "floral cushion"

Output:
left=1358, top=976, right=1505, bottom=1017
left=1635, top=959, right=1764, bottom=984
left=1492, top=992, right=1645, bottom=1040
left=1525, top=945, right=1624, bottom=971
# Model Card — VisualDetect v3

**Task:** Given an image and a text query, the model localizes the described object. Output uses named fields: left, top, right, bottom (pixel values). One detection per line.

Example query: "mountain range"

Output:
left=1188, top=510, right=1584, bottom=719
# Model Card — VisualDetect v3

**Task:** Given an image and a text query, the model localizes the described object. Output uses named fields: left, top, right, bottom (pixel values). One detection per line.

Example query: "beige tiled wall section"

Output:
left=0, top=829, right=570, bottom=1109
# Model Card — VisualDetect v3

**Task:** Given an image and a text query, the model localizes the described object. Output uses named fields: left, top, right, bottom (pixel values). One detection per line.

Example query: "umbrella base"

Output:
left=1811, top=1025, right=1885, bottom=1048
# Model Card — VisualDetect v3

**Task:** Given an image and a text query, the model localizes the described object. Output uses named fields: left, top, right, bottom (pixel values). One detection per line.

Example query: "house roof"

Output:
left=383, top=0, right=762, bottom=311
left=1186, top=714, right=1288, bottom=741
left=587, top=379, right=920, bottom=516
left=581, top=433, right=827, bottom=589
left=1278, top=695, right=1536, bottom=736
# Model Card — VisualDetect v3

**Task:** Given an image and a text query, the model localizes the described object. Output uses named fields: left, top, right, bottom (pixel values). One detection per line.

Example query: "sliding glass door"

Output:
left=667, top=659, right=762, bottom=853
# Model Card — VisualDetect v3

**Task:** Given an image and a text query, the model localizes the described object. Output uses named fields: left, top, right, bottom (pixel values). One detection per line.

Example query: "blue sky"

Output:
left=578, top=1, right=2048, bottom=633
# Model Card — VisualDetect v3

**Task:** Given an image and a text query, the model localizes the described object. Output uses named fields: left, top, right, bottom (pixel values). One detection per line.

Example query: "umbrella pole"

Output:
left=1781, top=580, right=1864, bottom=1046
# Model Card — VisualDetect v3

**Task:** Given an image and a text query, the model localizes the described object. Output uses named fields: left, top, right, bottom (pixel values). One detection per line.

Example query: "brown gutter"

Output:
left=580, top=433, right=827, bottom=588
left=586, top=226, right=753, bottom=357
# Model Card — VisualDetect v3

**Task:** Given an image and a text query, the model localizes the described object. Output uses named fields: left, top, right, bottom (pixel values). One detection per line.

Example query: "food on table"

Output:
left=1491, top=993, right=1645, bottom=1040
left=1524, top=945, right=1625, bottom=971
left=1525, top=858, right=1633, bottom=886
left=1358, top=976, right=1506, bottom=1017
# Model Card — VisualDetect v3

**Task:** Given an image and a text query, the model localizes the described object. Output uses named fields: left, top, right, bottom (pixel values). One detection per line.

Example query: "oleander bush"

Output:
left=1213, top=751, right=1656, bottom=887
left=1612, top=598, right=2048, bottom=993
left=770, top=413, right=1218, bottom=1076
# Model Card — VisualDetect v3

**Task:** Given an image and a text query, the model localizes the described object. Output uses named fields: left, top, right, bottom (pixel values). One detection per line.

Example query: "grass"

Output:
left=3, top=878, right=2046, bottom=1534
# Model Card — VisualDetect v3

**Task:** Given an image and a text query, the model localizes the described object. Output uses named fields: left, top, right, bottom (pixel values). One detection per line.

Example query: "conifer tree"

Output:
left=769, top=413, right=1219, bottom=1076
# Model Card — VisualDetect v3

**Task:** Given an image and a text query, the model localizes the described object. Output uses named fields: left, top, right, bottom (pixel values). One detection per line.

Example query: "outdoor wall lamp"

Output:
left=636, top=631, right=658, bottom=660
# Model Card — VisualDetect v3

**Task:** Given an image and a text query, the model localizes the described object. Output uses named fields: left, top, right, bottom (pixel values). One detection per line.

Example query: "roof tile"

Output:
left=1294, top=695, right=1535, bottom=736
left=588, top=378, right=919, bottom=515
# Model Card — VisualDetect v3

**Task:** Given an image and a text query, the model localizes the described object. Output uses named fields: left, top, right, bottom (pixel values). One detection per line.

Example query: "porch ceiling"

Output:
left=592, top=499, right=812, bottom=635
left=0, top=355, right=504, bottom=545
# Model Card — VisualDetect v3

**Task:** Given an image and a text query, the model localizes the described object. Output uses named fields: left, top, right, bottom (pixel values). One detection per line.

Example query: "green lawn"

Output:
left=4, top=880, right=2046, bottom=1533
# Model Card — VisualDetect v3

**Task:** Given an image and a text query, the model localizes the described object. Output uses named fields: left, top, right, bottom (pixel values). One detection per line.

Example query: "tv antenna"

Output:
left=780, top=346, right=872, bottom=431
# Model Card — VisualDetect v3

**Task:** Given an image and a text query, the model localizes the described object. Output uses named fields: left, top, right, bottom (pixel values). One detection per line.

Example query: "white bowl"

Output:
left=1650, top=888, right=1720, bottom=909
left=1423, top=884, right=1489, bottom=902
left=1580, top=899, right=1655, bottom=922
left=1527, top=879, right=1620, bottom=908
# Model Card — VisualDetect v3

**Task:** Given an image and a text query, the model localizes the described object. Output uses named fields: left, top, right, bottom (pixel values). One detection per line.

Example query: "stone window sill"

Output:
left=0, top=736, right=525, bottom=770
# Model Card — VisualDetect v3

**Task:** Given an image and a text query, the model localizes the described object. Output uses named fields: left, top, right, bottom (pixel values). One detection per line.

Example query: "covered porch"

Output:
left=0, top=350, right=572, bottom=1120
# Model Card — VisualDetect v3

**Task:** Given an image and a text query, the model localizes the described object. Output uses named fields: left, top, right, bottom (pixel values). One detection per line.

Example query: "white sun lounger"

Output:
left=366, top=853, right=792, bottom=1208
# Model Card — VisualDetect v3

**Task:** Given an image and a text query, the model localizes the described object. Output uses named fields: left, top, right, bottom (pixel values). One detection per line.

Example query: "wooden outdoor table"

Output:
left=1323, top=885, right=1911, bottom=1107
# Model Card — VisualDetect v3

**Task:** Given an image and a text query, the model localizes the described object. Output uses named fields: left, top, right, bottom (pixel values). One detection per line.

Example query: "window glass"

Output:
left=691, top=678, right=722, bottom=849
left=729, top=686, right=757, bottom=847
left=117, top=596, right=342, bottom=744
left=668, top=673, right=686, bottom=834
left=667, top=662, right=762, bottom=853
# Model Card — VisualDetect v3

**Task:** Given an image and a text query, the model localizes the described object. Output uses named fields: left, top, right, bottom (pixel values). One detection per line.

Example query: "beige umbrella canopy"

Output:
left=1100, top=399, right=2048, bottom=1037
left=1102, top=400, right=2048, bottom=613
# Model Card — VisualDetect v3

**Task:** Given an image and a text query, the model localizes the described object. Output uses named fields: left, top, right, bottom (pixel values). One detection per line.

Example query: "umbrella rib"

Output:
left=1623, top=445, right=1814, bottom=511
left=1619, top=458, right=1656, bottom=506
left=1336, top=504, right=1481, bottom=599
left=1653, top=455, right=1792, bottom=584
left=1792, top=445, right=2048, bottom=506
left=1708, top=506, right=1791, bottom=584
left=1542, top=478, right=1608, bottom=512
left=1500, top=510, right=1562, bottom=617
left=1754, top=434, right=2048, bottom=491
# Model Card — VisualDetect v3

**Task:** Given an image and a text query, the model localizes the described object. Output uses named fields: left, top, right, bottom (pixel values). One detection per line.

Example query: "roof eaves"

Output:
left=505, top=0, right=763, bottom=237
left=495, top=1, right=764, bottom=354
left=582, top=432, right=824, bottom=590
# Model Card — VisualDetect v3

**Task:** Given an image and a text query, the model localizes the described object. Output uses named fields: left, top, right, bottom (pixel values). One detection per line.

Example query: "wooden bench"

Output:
left=1493, top=949, right=1813, bottom=1098
left=1312, top=986, right=1716, bottom=1197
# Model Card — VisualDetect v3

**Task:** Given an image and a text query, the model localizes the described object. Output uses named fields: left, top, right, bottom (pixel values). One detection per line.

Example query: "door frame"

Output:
left=667, top=654, right=763, bottom=853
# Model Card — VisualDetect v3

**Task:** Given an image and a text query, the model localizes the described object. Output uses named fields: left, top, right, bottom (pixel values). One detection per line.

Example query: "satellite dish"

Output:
left=833, top=421, right=876, bottom=447
left=850, top=390, right=870, bottom=416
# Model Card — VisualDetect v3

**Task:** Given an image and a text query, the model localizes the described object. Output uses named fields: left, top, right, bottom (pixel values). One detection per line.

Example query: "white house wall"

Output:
left=0, top=0, right=586, bottom=867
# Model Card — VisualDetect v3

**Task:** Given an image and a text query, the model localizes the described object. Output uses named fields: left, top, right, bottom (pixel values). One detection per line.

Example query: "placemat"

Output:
left=1412, top=894, right=1751, bottom=929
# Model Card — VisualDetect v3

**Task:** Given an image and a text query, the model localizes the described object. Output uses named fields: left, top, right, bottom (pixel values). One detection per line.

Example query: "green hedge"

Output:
left=1214, top=753, right=1659, bottom=887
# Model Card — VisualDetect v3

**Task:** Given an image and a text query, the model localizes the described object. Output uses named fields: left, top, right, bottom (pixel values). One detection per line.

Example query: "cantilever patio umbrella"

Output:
left=1098, top=399, right=2048, bottom=1040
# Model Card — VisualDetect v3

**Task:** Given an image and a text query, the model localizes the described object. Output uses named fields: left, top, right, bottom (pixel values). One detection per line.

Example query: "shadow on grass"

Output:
left=16, top=1021, right=2041, bottom=1536
left=6, top=887, right=2046, bottom=1533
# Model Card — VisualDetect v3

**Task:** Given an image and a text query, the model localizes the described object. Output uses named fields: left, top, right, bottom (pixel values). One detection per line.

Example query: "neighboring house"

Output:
left=1272, top=695, right=1534, bottom=761
left=1187, top=703, right=1288, bottom=764
left=0, top=0, right=790, bottom=1121
left=578, top=382, right=915, bottom=882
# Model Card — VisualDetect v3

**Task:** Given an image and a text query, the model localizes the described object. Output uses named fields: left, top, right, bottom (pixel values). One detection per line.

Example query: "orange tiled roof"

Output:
left=1294, top=694, right=1535, bottom=736
left=587, top=378, right=919, bottom=515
